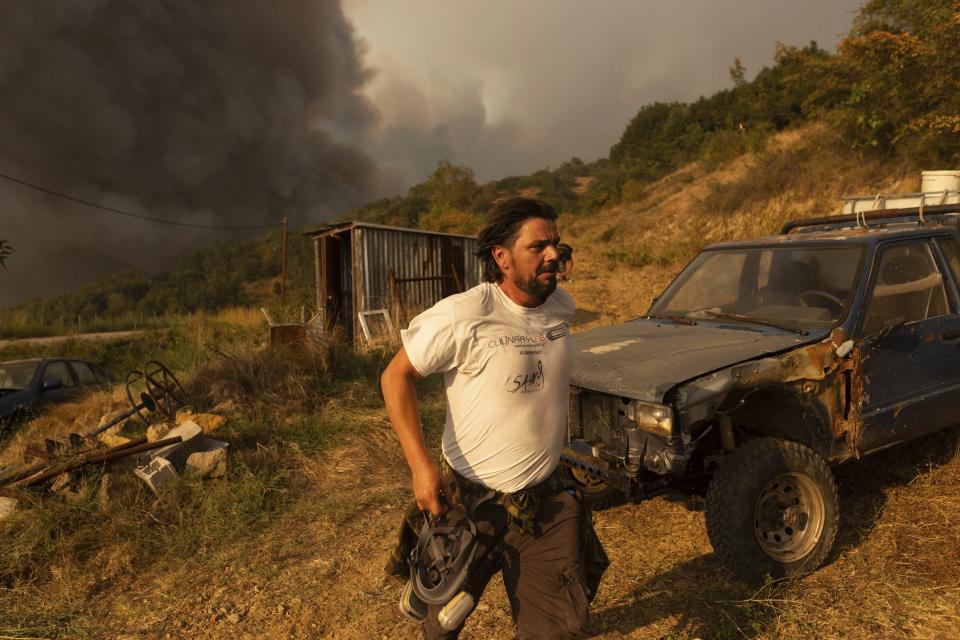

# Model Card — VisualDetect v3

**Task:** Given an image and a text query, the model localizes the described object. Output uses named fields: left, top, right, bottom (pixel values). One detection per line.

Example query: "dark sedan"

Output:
left=0, top=358, right=111, bottom=432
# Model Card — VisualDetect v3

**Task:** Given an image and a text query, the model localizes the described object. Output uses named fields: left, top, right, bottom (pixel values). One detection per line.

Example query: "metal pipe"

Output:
left=12, top=435, right=181, bottom=488
left=88, top=392, right=157, bottom=436
left=780, top=203, right=960, bottom=234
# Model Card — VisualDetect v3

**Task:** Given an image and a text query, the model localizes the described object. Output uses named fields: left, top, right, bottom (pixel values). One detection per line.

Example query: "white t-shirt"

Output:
left=401, top=282, right=575, bottom=493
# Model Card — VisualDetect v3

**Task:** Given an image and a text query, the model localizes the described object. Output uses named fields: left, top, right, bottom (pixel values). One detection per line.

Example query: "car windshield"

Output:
left=650, top=245, right=865, bottom=330
left=0, top=361, right=40, bottom=390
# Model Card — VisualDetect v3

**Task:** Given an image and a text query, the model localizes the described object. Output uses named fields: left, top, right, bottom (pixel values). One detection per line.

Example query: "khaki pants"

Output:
left=422, top=489, right=588, bottom=640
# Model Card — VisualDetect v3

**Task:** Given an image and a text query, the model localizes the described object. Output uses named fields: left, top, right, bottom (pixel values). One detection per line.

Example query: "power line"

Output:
left=0, top=170, right=279, bottom=231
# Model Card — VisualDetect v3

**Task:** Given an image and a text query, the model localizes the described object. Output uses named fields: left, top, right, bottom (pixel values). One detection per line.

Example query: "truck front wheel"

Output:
left=705, top=438, right=839, bottom=580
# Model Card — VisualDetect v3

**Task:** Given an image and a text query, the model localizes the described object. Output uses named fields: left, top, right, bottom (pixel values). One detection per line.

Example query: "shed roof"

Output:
left=302, top=220, right=478, bottom=241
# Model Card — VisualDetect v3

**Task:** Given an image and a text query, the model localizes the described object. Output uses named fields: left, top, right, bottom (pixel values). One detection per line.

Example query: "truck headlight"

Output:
left=627, top=400, right=673, bottom=437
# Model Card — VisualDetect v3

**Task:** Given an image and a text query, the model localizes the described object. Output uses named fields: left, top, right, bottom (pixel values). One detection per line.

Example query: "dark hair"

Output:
left=475, top=197, right=557, bottom=282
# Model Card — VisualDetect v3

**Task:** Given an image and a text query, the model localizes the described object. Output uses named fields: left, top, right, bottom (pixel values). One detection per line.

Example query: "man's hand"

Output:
left=412, top=460, right=453, bottom=516
left=382, top=347, right=452, bottom=516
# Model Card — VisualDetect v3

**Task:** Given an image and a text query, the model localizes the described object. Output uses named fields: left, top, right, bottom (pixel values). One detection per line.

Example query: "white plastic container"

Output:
left=921, top=170, right=960, bottom=193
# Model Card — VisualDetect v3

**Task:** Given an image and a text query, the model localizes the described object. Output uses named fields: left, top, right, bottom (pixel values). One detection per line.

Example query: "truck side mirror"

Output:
left=41, top=377, right=63, bottom=392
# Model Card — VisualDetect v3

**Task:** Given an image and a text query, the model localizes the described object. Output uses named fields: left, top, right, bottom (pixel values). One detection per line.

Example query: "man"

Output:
left=381, top=197, right=605, bottom=639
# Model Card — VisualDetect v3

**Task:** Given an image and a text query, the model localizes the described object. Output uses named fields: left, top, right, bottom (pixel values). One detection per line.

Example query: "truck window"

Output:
left=936, top=237, right=960, bottom=290
left=663, top=252, right=745, bottom=312
left=862, top=242, right=948, bottom=335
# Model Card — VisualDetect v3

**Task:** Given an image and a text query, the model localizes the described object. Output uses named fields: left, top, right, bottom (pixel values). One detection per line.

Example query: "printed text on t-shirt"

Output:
left=508, top=360, right=544, bottom=394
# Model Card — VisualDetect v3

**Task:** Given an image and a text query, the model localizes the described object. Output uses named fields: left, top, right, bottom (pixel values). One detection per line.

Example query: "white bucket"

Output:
left=921, top=170, right=960, bottom=193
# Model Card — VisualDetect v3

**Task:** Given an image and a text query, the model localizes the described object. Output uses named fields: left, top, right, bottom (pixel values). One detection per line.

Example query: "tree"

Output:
left=423, top=160, right=479, bottom=213
left=729, top=57, right=747, bottom=87
left=0, top=239, right=11, bottom=268
left=835, top=0, right=960, bottom=162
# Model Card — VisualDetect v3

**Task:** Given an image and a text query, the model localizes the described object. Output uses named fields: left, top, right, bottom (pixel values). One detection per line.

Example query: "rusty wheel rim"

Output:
left=753, top=472, right=825, bottom=562
left=570, top=465, right=605, bottom=488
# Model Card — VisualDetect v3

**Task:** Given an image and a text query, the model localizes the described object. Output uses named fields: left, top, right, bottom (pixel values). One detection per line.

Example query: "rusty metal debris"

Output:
left=0, top=360, right=192, bottom=492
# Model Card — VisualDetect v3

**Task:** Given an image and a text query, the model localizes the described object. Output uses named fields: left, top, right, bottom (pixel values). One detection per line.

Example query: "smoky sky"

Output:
left=347, top=0, right=863, bottom=184
left=0, top=0, right=379, bottom=306
left=1, top=0, right=864, bottom=307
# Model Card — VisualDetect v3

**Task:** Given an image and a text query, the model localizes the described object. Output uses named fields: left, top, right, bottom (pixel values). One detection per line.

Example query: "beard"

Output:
left=515, top=265, right=558, bottom=305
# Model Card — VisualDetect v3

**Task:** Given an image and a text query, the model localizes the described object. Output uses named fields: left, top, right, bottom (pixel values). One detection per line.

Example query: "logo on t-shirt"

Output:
left=546, top=323, right=568, bottom=340
left=507, top=359, right=545, bottom=394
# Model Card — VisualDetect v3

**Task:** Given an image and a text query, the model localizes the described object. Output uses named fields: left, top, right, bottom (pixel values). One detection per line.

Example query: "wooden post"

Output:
left=450, top=264, right=464, bottom=293
left=389, top=268, right=407, bottom=329
left=313, top=237, right=322, bottom=322
left=280, top=216, right=288, bottom=304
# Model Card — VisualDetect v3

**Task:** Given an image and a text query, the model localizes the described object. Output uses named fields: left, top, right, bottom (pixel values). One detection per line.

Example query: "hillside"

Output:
left=560, top=124, right=915, bottom=326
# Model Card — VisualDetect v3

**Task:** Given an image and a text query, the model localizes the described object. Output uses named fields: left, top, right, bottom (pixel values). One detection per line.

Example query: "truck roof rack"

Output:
left=780, top=203, right=960, bottom=235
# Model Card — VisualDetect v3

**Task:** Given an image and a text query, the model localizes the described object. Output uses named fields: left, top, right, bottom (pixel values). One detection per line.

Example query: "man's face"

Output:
left=495, top=217, right=561, bottom=306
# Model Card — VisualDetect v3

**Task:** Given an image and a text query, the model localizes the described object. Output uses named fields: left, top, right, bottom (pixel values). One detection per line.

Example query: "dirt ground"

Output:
left=71, top=422, right=960, bottom=640
left=0, top=330, right=145, bottom=348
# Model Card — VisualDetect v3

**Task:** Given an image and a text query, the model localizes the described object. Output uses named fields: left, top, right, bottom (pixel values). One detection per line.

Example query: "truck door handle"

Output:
left=943, top=330, right=960, bottom=341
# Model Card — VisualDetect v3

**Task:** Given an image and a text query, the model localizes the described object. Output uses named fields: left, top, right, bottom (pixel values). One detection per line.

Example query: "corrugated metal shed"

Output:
left=304, top=221, right=482, bottom=342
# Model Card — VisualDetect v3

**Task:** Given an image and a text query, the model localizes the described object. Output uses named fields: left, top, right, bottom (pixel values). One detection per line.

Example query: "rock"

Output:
left=50, top=472, right=74, bottom=494
left=185, top=447, right=227, bottom=479
left=146, top=422, right=172, bottom=442
left=226, top=613, right=240, bottom=624
left=97, top=424, right=133, bottom=448
left=0, top=496, right=18, bottom=521
left=174, top=406, right=194, bottom=423
left=96, top=407, right=128, bottom=430
left=187, top=413, right=228, bottom=435
left=211, top=400, right=236, bottom=414
left=97, top=473, right=122, bottom=511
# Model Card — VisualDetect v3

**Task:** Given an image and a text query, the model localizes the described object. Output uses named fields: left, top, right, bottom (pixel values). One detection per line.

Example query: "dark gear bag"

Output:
left=385, top=461, right=609, bottom=603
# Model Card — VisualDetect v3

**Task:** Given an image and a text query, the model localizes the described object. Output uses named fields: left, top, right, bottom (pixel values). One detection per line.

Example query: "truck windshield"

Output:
left=0, top=361, right=39, bottom=390
left=650, top=245, right=864, bottom=330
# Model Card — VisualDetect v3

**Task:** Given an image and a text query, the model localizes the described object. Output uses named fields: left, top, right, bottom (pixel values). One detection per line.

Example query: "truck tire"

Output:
left=705, top=437, right=839, bottom=581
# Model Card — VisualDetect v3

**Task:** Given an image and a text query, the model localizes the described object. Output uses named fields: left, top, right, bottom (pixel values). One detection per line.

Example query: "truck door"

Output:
left=858, top=239, right=960, bottom=452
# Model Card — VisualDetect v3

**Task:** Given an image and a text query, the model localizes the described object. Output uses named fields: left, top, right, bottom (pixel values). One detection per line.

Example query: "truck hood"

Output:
left=571, top=318, right=819, bottom=402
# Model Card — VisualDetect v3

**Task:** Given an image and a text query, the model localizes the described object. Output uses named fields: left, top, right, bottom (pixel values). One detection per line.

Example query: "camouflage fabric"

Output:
left=385, top=460, right=609, bottom=603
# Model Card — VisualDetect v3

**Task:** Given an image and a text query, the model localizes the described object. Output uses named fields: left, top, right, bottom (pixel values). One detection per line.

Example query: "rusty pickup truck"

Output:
left=563, top=205, right=960, bottom=579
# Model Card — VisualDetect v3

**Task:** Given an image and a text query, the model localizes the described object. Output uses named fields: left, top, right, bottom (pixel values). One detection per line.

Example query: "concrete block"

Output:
left=134, top=456, right=178, bottom=496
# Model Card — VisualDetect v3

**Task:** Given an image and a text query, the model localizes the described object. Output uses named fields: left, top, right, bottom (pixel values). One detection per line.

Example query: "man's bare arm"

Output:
left=380, top=347, right=451, bottom=515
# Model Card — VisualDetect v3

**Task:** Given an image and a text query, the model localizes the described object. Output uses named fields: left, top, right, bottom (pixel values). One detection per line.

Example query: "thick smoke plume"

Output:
left=0, top=0, right=378, bottom=305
